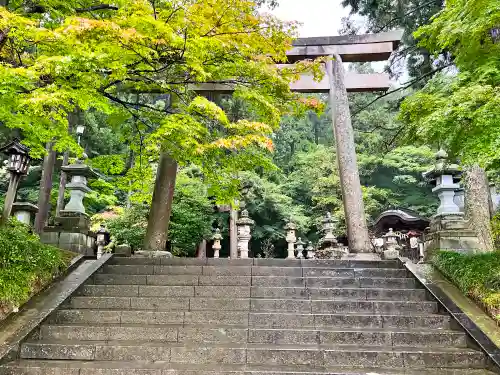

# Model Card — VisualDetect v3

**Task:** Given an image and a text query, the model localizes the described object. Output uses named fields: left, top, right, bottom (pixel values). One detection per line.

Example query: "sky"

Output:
left=270, top=0, right=351, bottom=38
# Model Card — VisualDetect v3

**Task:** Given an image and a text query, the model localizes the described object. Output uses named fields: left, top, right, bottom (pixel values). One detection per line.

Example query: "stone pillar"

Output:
left=454, top=188, right=465, bottom=212
left=326, top=56, right=371, bottom=253
left=229, top=207, right=238, bottom=259
left=423, top=150, right=481, bottom=259
left=295, top=237, right=305, bottom=259
left=12, top=202, right=38, bottom=226
left=236, top=210, right=254, bottom=259
left=212, top=228, right=223, bottom=259
left=96, top=224, right=109, bottom=259
left=284, top=219, right=297, bottom=259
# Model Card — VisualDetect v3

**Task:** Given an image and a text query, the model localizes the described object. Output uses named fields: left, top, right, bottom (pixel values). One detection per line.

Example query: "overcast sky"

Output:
left=270, top=0, right=351, bottom=37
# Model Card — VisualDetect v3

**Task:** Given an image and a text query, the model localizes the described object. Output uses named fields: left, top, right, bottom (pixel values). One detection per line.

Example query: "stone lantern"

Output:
left=12, top=202, right=38, bottom=226
left=305, top=241, right=316, bottom=259
left=40, top=160, right=99, bottom=256
left=382, top=228, right=400, bottom=260
left=295, top=237, right=305, bottom=259
left=423, top=150, right=462, bottom=217
left=0, top=139, right=31, bottom=222
left=236, top=209, right=254, bottom=259
left=96, top=224, right=110, bottom=259
left=317, top=212, right=347, bottom=259
left=422, top=149, right=481, bottom=258
left=212, top=228, right=223, bottom=259
left=284, top=219, right=297, bottom=259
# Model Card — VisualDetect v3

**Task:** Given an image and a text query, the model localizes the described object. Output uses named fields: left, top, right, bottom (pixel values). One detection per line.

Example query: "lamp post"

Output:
left=236, top=209, right=254, bottom=259
left=284, top=219, right=297, bottom=259
left=1, top=139, right=31, bottom=223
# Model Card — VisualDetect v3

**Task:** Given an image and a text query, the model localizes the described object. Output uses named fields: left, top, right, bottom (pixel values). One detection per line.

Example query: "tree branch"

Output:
left=75, top=4, right=119, bottom=12
left=375, top=0, right=439, bottom=33
left=352, top=64, right=452, bottom=117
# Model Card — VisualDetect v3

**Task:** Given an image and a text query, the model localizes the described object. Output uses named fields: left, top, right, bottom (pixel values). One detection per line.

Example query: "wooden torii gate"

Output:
left=209, top=30, right=403, bottom=257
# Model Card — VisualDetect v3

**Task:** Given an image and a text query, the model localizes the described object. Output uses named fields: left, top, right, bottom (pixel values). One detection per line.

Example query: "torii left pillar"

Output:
left=326, top=55, right=371, bottom=253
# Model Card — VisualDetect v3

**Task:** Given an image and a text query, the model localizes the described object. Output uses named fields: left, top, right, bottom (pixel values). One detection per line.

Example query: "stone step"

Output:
left=99, top=265, right=408, bottom=278
left=64, top=296, right=438, bottom=314
left=76, top=284, right=428, bottom=301
left=39, top=324, right=467, bottom=347
left=109, top=257, right=402, bottom=269
left=49, top=309, right=452, bottom=329
left=92, top=274, right=418, bottom=289
left=2, top=360, right=496, bottom=375
left=19, top=341, right=486, bottom=368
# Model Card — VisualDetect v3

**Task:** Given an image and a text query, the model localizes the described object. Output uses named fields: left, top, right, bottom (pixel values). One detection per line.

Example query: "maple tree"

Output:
left=0, top=0, right=319, bottom=250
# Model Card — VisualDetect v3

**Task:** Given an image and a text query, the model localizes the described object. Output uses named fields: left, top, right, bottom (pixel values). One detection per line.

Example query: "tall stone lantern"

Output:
left=236, top=210, right=254, bottom=259
left=212, top=228, right=223, bottom=259
left=422, top=149, right=480, bottom=258
left=41, top=160, right=99, bottom=256
left=317, top=212, right=346, bottom=259
left=0, top=139, right=31, bottom=222
left=284, top=219, right=297, bottom=259
left=296, top=237, right=305, bottom=259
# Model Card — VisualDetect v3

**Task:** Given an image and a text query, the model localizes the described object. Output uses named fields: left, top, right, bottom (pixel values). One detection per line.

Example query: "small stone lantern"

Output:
left=284, top=219, right=297, bottom=259
left=96, top=224, right=110, bottom=259
left=383, top=228, right=400, bottom=260
left=296, top=237, right=305, bottom=259
left=236, top=209, right=254, bottom=259
left=0, top=139, right=31, bottom=221
left=212, top=228, right=223, bottom=259
left=423, top=149, right=462, bottom=217
left=306, top=241, right=315, bottom=259
left=12, top=202, right=38, bottom=226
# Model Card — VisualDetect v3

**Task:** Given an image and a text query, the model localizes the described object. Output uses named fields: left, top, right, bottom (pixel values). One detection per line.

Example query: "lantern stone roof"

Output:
left=422, top=149, right=462, bottom=182
left=236, top=210, right=254, bottom=226
left=61, top=162, right=99, bottom=179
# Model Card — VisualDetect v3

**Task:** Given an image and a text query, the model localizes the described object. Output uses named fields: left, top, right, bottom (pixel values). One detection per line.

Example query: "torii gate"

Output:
left=211, top=30, right=403, bottom=257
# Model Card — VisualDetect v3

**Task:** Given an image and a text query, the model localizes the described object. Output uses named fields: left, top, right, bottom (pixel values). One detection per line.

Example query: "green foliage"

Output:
left=103, top=205, right=148, bottom=251
left=492, top=213, right=500, bottom=250
left=433, top=251, right=500, bottom=322
left=0, top=219, right=71, bottom=312
left=399, top=0, right=500, bottom=168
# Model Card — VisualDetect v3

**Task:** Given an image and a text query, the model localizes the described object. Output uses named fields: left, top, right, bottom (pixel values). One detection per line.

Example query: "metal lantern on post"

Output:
left=284, top=218, right=297, bottom=259
left=212, top=228, right=223, bottom=259
left=1, top=139, right=31, bottom=222
left=296, top=237, right=305, bottom=259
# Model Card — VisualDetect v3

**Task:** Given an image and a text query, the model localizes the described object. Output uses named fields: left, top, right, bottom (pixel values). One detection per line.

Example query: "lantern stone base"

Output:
left=424, top=214, right=481, bottom=260
left=41, top=212, right=95, bottom=256
left=41, top=227, right=96, bottom=256
left=115, top=244, right=132, bottom=257
left=383, top=249, right=400, bottom=260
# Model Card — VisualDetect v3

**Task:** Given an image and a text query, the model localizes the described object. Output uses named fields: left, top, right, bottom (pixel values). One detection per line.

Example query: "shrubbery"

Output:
left=0, top=219, right=72, bottom=317
left=432, top=251, right=500, bottom=323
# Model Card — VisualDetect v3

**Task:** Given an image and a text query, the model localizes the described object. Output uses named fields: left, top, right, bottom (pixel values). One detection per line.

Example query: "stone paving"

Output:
left=0, top=257, right=497, bottom=374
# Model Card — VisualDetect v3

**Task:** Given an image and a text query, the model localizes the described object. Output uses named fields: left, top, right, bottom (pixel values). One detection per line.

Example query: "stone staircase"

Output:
left=0, top=257, right=497, bottom=374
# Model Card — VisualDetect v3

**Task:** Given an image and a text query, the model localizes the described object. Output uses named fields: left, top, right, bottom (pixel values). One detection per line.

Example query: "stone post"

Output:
left=326, top=56, right=371, bottom=253
left=236, top=209, right=254, bottom=259
left=284, top=219, right=297, bottom=259
left=212, top=228, right=223, bottom=259
left=306, top=241, right=315, bottom=259
left=96, top=224, right=109, bottom=259
left=423, top=150, right=481, bottom=258
left=12, top=202, right=38, bottom=226
left=296, top=237, right=305, bottom=259
left=229, top=206, right=238, bottom=259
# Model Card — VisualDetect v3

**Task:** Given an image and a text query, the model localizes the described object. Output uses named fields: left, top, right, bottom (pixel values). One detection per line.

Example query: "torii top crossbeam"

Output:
left=197, top=30, right=403, bottom=93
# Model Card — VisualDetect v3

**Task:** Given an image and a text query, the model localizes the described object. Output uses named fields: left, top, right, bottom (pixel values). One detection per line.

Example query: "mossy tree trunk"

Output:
left=464, top=164, right=494, bottom=251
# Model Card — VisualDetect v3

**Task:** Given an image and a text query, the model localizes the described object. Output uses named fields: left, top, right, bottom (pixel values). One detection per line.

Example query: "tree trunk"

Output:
left=144, top=153, right=178, bottom=251
left=196, top=239, right=207, bottom=258
left=229, top=207, right=238, bottom=258
left=126, top=149, right=135, bottom=209
left=326, top=56, right=371, bottom=253
left=34, top=142, right=56, bottom=233
left=464, top=164, right=494, bottom=251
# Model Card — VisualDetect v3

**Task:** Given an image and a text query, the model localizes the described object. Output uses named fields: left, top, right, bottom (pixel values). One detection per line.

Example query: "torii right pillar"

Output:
left=326, top=55, right=371, bottom=253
